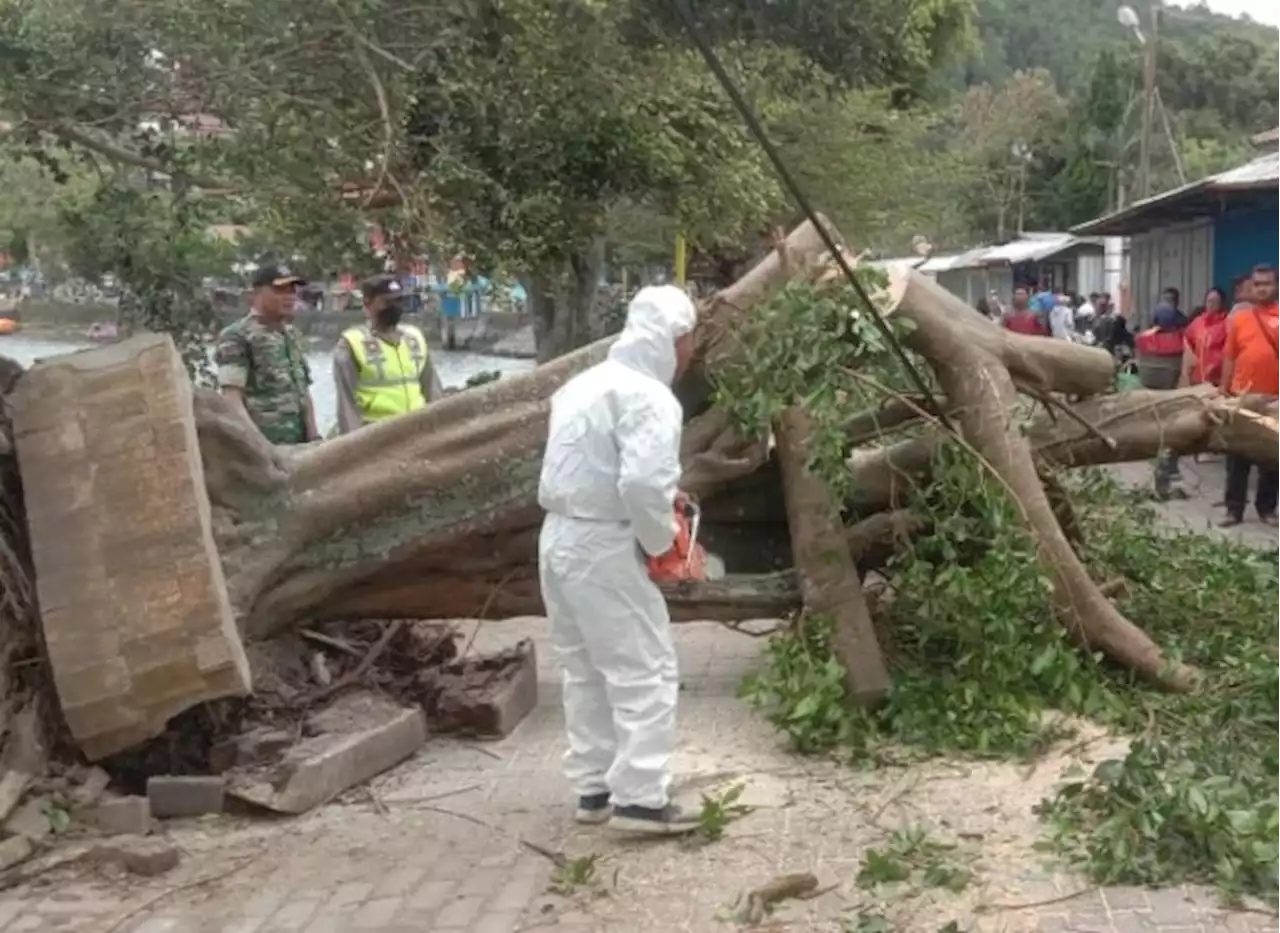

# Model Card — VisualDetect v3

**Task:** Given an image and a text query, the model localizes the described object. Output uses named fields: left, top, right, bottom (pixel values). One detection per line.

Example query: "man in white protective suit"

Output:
left=537, top=284, right=700, bottom=836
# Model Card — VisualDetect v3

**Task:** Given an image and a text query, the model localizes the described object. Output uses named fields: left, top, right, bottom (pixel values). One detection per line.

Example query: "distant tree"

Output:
left=953, top=70, right=1067, bottom=240
left=1030, top=49, right=1133, bottom=229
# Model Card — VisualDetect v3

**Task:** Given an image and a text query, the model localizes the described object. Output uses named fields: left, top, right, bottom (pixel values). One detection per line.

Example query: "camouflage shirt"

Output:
left=214, top=313, right=312, bottom=445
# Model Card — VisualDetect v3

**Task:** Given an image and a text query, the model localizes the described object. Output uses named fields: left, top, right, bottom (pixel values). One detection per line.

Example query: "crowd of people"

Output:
left=983, top=265, right=1279, bottom=528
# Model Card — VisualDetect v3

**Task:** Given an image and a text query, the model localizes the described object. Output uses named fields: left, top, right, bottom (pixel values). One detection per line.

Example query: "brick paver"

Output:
left=0, top=473, right=1274, bottom=933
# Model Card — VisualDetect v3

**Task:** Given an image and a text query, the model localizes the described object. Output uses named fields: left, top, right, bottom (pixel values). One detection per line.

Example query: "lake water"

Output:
left=2, top=334, right=536, bottom=435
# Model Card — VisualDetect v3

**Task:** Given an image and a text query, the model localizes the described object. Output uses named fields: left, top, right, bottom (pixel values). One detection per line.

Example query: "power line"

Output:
left=664, top=0, right=952, bottom=428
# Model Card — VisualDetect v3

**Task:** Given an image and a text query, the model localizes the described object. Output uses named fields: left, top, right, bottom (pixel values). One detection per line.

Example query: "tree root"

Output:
left=884, top=269, right=1198, bottom=691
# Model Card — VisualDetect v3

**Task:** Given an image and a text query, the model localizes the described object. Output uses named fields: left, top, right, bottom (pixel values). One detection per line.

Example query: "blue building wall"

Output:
left=1213, top=204, right=1279, bottom=290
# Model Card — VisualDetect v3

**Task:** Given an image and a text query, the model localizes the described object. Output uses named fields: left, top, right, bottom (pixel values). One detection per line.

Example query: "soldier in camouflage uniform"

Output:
left=215, top=263, right=318, bottom=445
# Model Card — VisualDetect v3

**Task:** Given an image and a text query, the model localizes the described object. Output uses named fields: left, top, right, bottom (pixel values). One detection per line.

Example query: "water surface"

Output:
left=2, top=334, right=535, bottom=435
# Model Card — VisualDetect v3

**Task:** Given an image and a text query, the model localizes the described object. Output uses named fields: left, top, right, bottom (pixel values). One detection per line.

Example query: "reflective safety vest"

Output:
left=341, top=324, right=429, bottom=424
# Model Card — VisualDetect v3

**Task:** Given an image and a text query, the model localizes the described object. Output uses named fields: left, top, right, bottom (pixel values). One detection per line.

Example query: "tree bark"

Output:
left=774, top=407, right=890, bottom=705
left=529, top=238, right=607, bottom=363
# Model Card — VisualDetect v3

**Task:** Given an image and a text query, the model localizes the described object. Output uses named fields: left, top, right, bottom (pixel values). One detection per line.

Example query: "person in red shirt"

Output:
left=1002, top=285, right=1047, bottom=336
left=1219, top=265, right=1279, bottom=527
left=1179, top=286, right=1230, bottom=387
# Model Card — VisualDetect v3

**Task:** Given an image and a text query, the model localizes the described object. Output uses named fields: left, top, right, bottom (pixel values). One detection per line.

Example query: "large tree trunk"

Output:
left=204, top=222, right=829, bottom=640
left=529, top=238, right=608, bottom=363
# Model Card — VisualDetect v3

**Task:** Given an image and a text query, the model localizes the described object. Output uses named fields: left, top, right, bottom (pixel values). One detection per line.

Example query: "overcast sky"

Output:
left=1168, top=0, right=1279, bottom=26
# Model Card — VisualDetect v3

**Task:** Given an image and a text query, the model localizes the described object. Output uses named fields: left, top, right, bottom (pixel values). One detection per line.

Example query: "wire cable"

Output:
left=665, top=0, right=952, bottom=428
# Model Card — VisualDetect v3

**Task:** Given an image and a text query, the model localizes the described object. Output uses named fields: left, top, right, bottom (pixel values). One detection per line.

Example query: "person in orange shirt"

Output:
left=1219, top=265, right=1279, bottom=527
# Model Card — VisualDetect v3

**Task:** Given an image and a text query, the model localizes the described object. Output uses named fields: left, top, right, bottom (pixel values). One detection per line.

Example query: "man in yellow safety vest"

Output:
left=333, top=273, right=444, bottom=434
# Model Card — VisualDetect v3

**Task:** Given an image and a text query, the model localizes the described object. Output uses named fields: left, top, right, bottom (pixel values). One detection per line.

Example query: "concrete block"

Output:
left=0, top=835, right=32, bottom=871
left=4, top=797, right=51, bottom=841
left=146, top=775, right=225, bottom=818
left=89, top=795, right=151, bottom=835
left=228, top=692, right=427, bottom=815
left=0, top=770, right=29, bottom=823
left=12, top=334, right=251, bottom=761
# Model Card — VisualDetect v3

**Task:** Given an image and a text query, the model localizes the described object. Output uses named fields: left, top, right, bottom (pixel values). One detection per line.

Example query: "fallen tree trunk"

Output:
left=203, top=252, right=1273, bottom=643
left=843, top=385, right=1280, bottom=516
left=202, top=221, right=830, bottom=639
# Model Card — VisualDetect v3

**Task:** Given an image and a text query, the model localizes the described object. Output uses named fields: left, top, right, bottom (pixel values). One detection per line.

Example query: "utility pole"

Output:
left=1137, top=2, right=1159, bottom=199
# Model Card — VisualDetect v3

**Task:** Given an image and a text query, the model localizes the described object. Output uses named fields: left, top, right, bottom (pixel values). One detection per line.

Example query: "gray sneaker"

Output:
left=607, top=803, right=700, bottom=836
left=574, top=792, right=612, bottom=825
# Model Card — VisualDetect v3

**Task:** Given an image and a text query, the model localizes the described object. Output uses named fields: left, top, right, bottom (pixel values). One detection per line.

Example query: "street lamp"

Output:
left=1117, top=5, right=1145, bottom=43
left=1012, top=141, right=1033, bottom=236
left=1118, top=3, right=1159, bottom=199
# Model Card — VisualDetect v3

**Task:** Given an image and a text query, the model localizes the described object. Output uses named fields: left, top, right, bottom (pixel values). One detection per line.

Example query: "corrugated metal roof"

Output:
left=868, top=235, right=1094, bottom=275
left=1073, top=152, right=1278, bottom=235
left=979, top=234, right=1080, bottom=265
left=1213, top=151, right=1279, bottom=188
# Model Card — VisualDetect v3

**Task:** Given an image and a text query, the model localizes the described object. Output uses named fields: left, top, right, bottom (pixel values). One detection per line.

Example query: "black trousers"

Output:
left=1224, top=454, right=1279, bottom=519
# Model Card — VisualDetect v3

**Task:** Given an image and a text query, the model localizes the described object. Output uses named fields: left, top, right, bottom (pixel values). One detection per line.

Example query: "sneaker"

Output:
left=608, top=803, right=700, bottom=836
left=574, top=793, right=612, bottom=825
left=1218, top=514, right=1244, bottom=528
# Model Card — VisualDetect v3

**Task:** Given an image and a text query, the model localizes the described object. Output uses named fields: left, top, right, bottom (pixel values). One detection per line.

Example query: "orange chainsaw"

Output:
left=645, top=498, right=725, bottom=583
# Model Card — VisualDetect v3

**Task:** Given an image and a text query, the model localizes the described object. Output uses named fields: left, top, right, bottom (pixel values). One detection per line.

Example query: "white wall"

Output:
left=1075, top=254, right=1105, bottom=296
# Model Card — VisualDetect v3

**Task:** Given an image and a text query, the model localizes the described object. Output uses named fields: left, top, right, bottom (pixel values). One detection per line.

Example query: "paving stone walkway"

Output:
left=0, top=463, right=1273, bottom=933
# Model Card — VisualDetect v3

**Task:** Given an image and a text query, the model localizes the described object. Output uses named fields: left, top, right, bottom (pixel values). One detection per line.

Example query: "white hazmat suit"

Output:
left=537, top=285, right=697, bottom=813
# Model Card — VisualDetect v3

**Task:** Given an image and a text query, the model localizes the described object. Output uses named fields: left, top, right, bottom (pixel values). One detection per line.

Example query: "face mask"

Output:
left=374, top=301, right=404, bottom=329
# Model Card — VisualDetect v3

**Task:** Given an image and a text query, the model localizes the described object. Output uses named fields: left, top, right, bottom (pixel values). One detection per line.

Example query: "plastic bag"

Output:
left=1115, top=362, right=1142, bottom=392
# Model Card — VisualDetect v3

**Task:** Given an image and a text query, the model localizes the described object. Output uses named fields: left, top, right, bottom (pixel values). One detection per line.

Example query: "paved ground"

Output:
left=1108, top=457, right=1278, bottom=550
left=0, top=620, right=1273, bottom=933
left=0, top=463, right=1273, bottom=933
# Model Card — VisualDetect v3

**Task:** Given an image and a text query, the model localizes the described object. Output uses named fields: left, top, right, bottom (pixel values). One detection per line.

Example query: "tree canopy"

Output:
left=0, top=0, right=1275, bottom=353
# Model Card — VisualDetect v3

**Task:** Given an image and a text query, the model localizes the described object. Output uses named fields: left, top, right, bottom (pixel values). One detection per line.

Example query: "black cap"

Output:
left=361, top=273, right=406, bottom=300
left=251, top=263, right=306, bottom=289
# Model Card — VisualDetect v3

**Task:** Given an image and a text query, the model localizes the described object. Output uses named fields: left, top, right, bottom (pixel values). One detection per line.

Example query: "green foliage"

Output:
left=942, top=2, right=1277, bottom=231
left=742, top=612, right=862, bottom=753
left=692, top=782, right=751, bottom=843
left=549, top=853, right=605, bottom=896
left=743, top=457, right=1279, bottom=901
left=743, top=451, right=1109, bottom=761
left=405, top=5, right=786, bottom=277
left=714, top=275, right=914, bottom=503
left=856, top=826, right=973, bottom=894
left=1033, top=49, right=1131, bottom=229
left=628, top=0, right=976, bottom=96
left=950, top=69, right=1068, bottom=239
left=58, top=182, right=233, bottom=377
left=1037, top=488, right=1280, bottom=901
